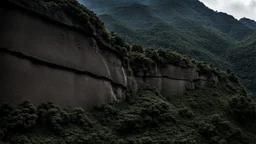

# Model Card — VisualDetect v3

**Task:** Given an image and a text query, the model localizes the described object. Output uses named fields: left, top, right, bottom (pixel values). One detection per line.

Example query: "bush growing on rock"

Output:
left=197, top=62, right=213, bottom=76
left=110, top=32, right=130, bottom=49
left=131, top=44, right=144, bottom=53
left=145, top=48, right=166, bottom=65
left=129, top=52, right=156, bottom=75
left=228, top=72, right=239, bottom=84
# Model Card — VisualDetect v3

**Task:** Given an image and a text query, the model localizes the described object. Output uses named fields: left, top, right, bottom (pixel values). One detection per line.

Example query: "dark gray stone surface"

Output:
left=0, top=52, right=117, bottom=108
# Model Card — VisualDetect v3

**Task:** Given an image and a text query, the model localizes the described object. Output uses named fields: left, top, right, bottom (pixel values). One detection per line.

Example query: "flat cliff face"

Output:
left=0, top=2, right=127, bottom=108
left=134, top=65, right=218, bottom=99
left=0, top=0, right=218, bottom=108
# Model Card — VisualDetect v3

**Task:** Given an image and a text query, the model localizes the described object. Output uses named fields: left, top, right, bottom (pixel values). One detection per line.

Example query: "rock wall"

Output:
left=0, top=3, right=126, bottom=108
left=133, top=65, right=218, bottom=99
left=0, top=1, right=218, bottom=107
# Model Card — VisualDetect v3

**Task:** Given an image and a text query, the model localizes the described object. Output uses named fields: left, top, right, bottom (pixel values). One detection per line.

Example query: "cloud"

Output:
left=200, top=0, right=256, bottom=20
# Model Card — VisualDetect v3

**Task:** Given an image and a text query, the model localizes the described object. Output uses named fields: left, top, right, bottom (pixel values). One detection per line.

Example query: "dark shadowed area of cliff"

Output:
left=79, top=0, right=256, bottom=98
left=2, top=0, right=256, bottom=144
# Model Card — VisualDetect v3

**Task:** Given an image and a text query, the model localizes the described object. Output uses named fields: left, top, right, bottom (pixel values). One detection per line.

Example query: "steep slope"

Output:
left=240, top=18, right=256, bottom=29
left=80, top=0, right=256, bottom=97
left=230, top=35, right=256, bottom=96
left=2, top=81, right=256, bottom=143
left=97, top=3, right=234, bottom=67
left=2, top=0, right=256, bottom=144
left=98, top=14, right=136, bottom=42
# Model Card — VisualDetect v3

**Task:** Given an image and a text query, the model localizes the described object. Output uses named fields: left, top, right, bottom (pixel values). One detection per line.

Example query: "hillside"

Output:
left=80, top=0, right=253, bottom=66
left=80, top=0, right=256, bottom=97
left=2, top=0, right=256, bottom=144
left=240, top=18, right=256, bottom=29
left=229, top=35, right=256, bottom=97
left=98, top=2, right=235, bottom=67
left=2, top=80, right=256, bottom=143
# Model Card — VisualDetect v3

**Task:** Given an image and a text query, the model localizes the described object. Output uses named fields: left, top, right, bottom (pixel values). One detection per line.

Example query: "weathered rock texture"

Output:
left=134, top=65, right=218, bottom=99
left=0, top=2, right=126, bottom=108
left=0, top=1, right=218, bottom=107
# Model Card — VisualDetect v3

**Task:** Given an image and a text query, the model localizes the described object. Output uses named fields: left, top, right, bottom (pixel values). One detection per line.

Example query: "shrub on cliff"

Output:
left=129, top=52, right=156, bottom=75
left=228, top=72, right=239, bottom=84
left=145, top=48, right=166, bottom=66
left=110, top=32, right=130, bottom=49
left=197, top=62, right=213, bottom=76
left=131, top=44, right=144, bottom=53
left=157, top=49, right=193, bottom=67
left=7, top=101, right=38, bottom=131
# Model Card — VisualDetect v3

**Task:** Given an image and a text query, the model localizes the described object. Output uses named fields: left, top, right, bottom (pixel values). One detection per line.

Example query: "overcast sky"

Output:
left=199, top=0, right=256, bottom=20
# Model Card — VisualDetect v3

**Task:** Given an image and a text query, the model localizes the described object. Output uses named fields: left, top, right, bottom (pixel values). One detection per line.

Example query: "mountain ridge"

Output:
left=1, top=0, right=256, bottom=143
left=80, top=0, right=256, bottom=96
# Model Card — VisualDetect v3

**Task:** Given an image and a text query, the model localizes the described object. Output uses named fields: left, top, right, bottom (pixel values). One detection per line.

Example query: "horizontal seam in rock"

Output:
left=0, top=48, right=127, bottom=89
left=135, top=76, right=195, bottom=82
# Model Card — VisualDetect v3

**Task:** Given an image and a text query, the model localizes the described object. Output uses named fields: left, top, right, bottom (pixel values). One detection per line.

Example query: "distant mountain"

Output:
left=240, top=18, right=256, bottom=29
left=80, top=0, right=256, bottom=96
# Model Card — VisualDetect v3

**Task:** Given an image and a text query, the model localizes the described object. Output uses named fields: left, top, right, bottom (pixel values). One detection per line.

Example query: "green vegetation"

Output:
left=1, top=77, right=256, bottom=143
left=229, top=36, right=256, bottom=97
left=82, top=0, right=256, bottom=97
left=2, top=0, right=256, bottom=143
left=8, top=0, right=256, bottom=97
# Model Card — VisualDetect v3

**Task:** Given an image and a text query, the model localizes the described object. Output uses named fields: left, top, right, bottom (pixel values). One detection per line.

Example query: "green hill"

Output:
left=98, top=3, right=235, bottom=67
left=81, top=0, right=256, bottom=97
left=2, top=0, right=256, bottom=144
left=230, top=34, right=256, bottom=97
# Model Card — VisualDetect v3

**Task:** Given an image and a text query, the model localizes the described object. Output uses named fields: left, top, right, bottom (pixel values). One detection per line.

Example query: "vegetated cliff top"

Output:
left=5, top=0, right=110, bottom=41
left=4, top=0, right=234, bottom=79
left=2, top=0, right=256, bottom=143
left=83, top=0, right=240, bottom=68
left=80, top=0, right=256, bottom=98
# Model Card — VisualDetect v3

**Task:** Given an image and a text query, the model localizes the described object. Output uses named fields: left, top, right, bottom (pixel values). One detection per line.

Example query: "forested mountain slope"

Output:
left=230, top=34, right=256, bottom=96
left=240, top=18, right=256, bottom=29
left=79, top=0, right=256, bottom=97
left=2, top=0, right=256, bottom=144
